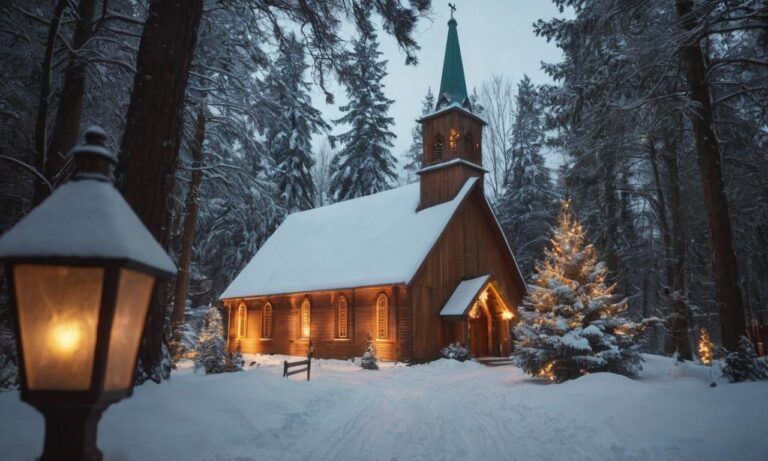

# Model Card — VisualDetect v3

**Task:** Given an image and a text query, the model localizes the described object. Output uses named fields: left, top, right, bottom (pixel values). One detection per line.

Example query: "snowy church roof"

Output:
left=221, top=177, right=480, bottom=299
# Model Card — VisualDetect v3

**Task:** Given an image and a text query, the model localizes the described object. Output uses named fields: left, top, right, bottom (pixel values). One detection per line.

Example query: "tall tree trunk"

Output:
left=663, top=133, right=692, bottom=360
left=675, top=0, right=746, bottom=351
left=171, top=103, right=205, bottom=354
left=32, top=0, right=68, bottom=205
left=118, top=0, right=204, bottom=383
left=646, top=139, right=673, bottom=292
left=44, top=0, right=97, bottom=192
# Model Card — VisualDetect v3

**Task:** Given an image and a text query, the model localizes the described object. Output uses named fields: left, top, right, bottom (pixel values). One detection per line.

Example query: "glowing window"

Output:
left=300, top=298, right=311, bottom=339
left=433, top=134, right=444, bottom=161
left=337, top=296, right=348, bottom=339
left=236, top=303, right=247, bottom=338
left=262, top=302, right=273, bottom=338
left=449, top=128, right=460, bottom=152
left=376, top=294, right=389, bottom=340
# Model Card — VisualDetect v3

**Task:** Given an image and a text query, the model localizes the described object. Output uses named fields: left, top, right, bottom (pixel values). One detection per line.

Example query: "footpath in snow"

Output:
left=0, top=354, right=766, bottom=461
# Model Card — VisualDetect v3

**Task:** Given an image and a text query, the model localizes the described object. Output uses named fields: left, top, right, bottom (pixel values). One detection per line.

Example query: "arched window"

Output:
left=262, top=302, right=273, bottom=338
left=464, top=132, right=475, bottom=159
left=433, top=134, right=444, bottom=162
left=300, top=298, right=311, bottom=339
left=337, top=296, right=348, bottom=339
left=236, top=303, right=247, bottom=338
left=449, top=128, right=460, bottom=152
left=375, top=294, right=389, bottom=340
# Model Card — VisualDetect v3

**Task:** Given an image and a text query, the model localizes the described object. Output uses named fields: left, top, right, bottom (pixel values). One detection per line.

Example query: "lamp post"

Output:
left=0, top=127, right=176, bottom=461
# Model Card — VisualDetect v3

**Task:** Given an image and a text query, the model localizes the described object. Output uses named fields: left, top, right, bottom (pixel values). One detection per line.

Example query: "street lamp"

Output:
left=0, top=127, right=176, bottom=461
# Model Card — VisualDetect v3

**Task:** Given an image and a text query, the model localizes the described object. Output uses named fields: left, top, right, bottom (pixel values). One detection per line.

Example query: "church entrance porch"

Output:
left=439, top=275, right=517, bottom=358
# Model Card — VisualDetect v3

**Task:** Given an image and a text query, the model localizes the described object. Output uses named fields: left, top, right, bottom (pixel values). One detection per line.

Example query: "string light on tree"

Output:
left=699, top=328, right=714, bottom=366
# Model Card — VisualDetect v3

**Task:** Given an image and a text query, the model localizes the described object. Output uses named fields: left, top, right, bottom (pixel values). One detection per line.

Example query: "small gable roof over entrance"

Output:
left=221, top=178, right=479, bottom=299
left=439, top=275, right=491, bottom=318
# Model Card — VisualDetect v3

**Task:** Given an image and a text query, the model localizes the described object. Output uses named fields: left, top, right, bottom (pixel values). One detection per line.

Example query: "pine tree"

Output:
left=329, top=25, right=397, bottom=202
left=194, top=305, right=227, bottom=374
left=403, top=88, right=434, bottom=180
left=360, top=334, right=379, bottom=370
left=224, top=341, right=245, bottom=372
left=264, top=34, right=329, bottom=212
left=513, top=201, right=643, bottom=382
left=498, top=75, right=555, bottom=275
left=722, top=336, right=768, bottom=383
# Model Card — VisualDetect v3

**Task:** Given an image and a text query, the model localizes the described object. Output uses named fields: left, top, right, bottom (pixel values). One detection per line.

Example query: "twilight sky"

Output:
left=311, top=1, right=566, bottom=169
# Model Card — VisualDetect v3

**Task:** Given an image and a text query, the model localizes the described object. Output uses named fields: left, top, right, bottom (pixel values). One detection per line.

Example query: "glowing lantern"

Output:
left=0, top=127, right=175, bottom=460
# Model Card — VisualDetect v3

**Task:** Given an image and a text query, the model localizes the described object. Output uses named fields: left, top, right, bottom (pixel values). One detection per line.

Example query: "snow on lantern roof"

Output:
left=439, top=275, right=491, bottom=317
left=0, top=179, right=176, bottom=275
left=220, top=177, right=480, bottom=299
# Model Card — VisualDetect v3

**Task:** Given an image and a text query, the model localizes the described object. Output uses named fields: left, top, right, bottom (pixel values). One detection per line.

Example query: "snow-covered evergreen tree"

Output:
left=264, top=34, right=329, bottom=212
left=329, top=22, right=397, bottom=202
left=722, top=336, right=768, bottom=383
left=513, top=200, right=643, bottom=382
left=498, top=75, right=555, bottom=276
left=403, top=88, right=434, bottom=180
left=194, top=305, right=228, bottom=374
left=360, top=334, right=379, bottom=370
left=225, top=341, right=245, bottom=372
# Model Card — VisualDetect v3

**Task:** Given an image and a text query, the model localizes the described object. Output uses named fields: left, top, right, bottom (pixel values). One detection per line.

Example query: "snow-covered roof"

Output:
left=439, top=275, right=491, bottom=317
left=417, top=102, right=487, bottom=126
left=221, top=177, right=480, bottom=299
left=0, top=179, right=176, bottom=275
left=417, top=158, right=489, bottom=175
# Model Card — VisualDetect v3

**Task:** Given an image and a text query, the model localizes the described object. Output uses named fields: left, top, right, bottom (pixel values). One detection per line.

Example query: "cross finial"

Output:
left=448, top=3, right=456, bottom=18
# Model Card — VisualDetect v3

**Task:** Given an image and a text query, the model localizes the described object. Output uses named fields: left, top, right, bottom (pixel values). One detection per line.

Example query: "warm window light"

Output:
left=449, top=128, right=460, bottom=151
left=0, top=127, right=175, bottom=461
left=502, top=311, right=514, bottom=320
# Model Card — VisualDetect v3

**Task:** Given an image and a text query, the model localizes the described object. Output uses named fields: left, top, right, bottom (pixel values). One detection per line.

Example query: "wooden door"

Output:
left=469, top=309, right=490, bottom=357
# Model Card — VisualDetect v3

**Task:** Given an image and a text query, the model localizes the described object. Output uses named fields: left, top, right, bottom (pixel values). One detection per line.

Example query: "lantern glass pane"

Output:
left=13, top=265, right=103, bottom=391
left=104, top=269, right=154, bottom=391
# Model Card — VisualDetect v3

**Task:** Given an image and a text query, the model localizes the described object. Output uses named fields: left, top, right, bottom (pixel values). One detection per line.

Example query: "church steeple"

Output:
left=436, top=16, right=471, bottom=111
left=416, top=10, right=486, bottom=210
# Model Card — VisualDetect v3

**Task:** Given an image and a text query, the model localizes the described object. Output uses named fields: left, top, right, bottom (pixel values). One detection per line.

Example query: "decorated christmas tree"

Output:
left=513, top=200, right=643, bottom=382
left=194, top=305, right=229, bottom=374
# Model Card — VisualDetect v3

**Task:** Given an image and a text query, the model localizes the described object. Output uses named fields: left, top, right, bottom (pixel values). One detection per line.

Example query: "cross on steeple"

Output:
left=448, top=3, right=456, bottom=18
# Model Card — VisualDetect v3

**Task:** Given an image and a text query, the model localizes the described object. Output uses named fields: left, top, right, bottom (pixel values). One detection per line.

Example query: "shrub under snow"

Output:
left=722, top=336, right=768, bottom=383
left=441, top=343, right=470, bottom=362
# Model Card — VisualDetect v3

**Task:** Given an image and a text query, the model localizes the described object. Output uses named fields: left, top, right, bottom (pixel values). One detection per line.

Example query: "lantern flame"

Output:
left=51, top=322, right=82, bottom=355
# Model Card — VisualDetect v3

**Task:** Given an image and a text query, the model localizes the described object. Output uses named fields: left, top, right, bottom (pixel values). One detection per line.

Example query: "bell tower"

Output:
left=418, top=13, right=486, bottom=210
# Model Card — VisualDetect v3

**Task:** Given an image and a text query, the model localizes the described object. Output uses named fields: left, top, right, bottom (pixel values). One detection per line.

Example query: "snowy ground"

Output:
left=1, top=354, right=766, bottom=461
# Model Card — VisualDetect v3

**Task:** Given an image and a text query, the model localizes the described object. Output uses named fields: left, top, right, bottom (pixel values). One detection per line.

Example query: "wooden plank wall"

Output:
left=224, top=285, right=412, bottom=361
left=419, top=163, right=483, bottom=209
left=410, top=189, right=525, bottom=359
left=421, top=110, right=483, bottom=166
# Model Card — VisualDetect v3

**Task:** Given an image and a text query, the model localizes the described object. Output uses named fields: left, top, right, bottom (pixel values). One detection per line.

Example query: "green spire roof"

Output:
left=436, top=17, right=471, bottom=111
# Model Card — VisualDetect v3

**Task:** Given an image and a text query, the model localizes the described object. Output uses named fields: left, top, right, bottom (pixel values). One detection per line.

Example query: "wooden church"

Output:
left=220, top=16, right=526, bottom=361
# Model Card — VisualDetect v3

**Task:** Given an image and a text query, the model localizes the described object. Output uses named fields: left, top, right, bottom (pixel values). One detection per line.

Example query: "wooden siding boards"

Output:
left=409, top=188, right=524, bottom=360
left=226, top=285, right=409, bottom=362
